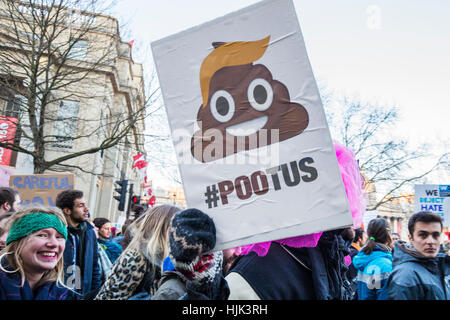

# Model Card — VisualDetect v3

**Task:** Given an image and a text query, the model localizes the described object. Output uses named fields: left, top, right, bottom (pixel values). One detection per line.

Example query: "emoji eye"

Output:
left=210, top=90, right=235, bottom=123
left=247, top=78, right=273, bottom=111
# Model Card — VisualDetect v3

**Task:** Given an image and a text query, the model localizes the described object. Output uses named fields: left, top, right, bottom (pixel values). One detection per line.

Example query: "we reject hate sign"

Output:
left=415, top=184, right=450, bottom=226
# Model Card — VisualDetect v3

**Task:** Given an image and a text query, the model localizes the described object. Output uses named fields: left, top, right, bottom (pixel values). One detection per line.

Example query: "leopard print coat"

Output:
left=95, top=248, right=162, bottom=300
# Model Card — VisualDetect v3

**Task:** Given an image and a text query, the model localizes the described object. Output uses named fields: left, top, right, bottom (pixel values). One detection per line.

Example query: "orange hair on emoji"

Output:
left=199, top=36, right=271, bottom=107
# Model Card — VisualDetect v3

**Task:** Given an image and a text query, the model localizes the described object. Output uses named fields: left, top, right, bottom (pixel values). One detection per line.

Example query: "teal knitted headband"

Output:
left=6, top=212, right=68, bottom=245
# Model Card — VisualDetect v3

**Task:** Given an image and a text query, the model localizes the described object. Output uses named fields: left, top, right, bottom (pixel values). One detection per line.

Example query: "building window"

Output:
left=68, top=10, right=96, bottom=27
left=68, top=40, right=88, bottom=61
left=18, top=4, right=49, bottom=18
left=3, top=95, right=25, bottom=119
left=52, top=100, right=79, bottom=149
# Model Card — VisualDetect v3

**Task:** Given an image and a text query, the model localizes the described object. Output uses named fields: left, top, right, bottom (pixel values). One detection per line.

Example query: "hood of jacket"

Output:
left=353, top=245, right=392, bottom=272
left=392, top=241, right=446, bottom=274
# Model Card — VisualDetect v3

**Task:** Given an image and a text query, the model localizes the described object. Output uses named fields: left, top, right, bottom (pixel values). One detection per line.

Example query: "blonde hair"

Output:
left=199, top=36, right=270, bottom=107
left=0, top=207, right=68, bottom=288
left=125, top=205, right=181, bottom=268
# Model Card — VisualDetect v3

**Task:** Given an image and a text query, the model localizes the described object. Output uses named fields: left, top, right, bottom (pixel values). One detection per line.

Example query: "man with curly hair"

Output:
left=56, top=189, right=101, bottom=299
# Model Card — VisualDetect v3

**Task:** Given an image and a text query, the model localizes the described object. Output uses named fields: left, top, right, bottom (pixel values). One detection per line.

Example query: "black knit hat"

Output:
left=169, top=208, right=216, bottom=264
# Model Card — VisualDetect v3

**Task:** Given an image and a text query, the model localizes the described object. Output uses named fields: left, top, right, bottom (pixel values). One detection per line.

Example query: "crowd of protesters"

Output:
left=0, top=144, right=448, bottom=300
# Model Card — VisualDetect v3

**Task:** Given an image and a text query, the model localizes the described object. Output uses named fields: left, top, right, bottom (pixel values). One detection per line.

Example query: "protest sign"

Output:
left=443, top=198, right=450, bottom=228
left=444, top=198, right=450, bottom=228
left=112, top=216, right=127, bottom=232
left=152, top=0, right=353, bottom=250
left=10, top=173, right=74, bottom=207
left=0, top=116, right=18, bottom=166
left=415, top=184, right=450, bottom=226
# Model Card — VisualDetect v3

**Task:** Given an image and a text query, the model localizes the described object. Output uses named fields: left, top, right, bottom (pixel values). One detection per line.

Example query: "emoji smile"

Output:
left=192, top=41, right=310, bottom=163
left=225, top=115, right=268, bottom=136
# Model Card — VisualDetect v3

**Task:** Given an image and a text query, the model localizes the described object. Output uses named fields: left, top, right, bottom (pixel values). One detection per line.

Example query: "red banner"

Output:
left=0, top=117, right=18, bottom=166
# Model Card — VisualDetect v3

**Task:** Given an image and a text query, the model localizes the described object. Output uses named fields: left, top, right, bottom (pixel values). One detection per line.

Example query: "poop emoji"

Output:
left=191, top=36, right=309, bottom=163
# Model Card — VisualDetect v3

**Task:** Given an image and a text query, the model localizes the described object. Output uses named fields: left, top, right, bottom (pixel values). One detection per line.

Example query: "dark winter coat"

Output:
left=352, top=245, right=393, bottom=300
left=347, top=244, right=360, bottom=299
left=227, top=230, right=353, bottom=300
left=152, top=256, right=229, bottom=300
left=127, top=255, right=229, bottom=301
left=387, top=241, right=450, bottom=300
left=0, top=269, right=75, bottom=300
left=63, top=221, right=102, bottom=299
left=347, top=245, right=359, bottom=281
left=227, top=242, right=316, bottom=299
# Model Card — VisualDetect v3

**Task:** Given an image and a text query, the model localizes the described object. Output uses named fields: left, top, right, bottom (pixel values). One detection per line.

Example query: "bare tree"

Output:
left=323, top=92, right=449, bottom=210
left=0, top=0, right=147, bottom=174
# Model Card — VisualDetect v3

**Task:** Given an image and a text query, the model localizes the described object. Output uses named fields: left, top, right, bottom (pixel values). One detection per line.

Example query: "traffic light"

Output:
left=113, top=179, right=128, bottom=211
left=131, top=194, right=141, bottom=204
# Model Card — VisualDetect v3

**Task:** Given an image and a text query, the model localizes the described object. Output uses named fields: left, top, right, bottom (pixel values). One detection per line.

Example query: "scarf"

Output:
left=375, top=242, right=393, bottom=253
left=351, top=242, right=361, bottom=251
left=68, top=222, right=87, bottom=273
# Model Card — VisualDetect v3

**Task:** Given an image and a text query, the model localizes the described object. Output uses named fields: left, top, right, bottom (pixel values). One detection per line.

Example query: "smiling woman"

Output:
left=0, top=208, right=76, bottom=300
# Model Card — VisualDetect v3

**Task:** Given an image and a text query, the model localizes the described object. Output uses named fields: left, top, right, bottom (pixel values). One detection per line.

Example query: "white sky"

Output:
left=112, top=0, right=450, bottom=188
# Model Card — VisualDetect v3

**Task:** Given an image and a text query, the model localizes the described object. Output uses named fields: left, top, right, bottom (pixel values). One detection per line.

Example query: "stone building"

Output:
left=364, top=177, right=414, bottom=240
left=376, top=194, right=414, bottom=241
left=0, top=1, right=145, bottom=222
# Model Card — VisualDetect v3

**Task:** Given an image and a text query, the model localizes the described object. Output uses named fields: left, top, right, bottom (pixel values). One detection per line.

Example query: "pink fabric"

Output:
left=239, top=142, right=367, bottom=257
left=334, top=141, right=367, bottom=229
left=344, top=255, right=352, bottom=267
left=240, top=232, right=323, bottom=256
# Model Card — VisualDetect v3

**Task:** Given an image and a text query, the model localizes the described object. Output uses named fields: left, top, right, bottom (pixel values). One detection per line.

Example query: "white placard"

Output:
left=443, top=198, right=450, bottom=227
left=415, top=184, right=450, bottom=226
left=151, top=0, right=353, bottom=250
